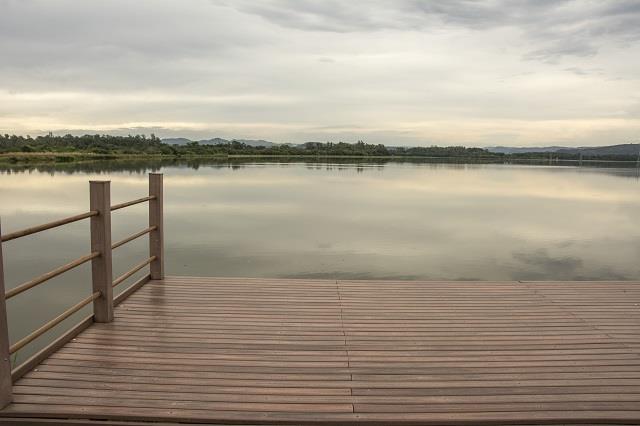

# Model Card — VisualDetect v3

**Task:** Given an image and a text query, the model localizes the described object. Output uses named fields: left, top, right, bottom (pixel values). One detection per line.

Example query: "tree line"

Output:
left=0, top=134, right=500, bottom=158
left=1, top=134, right=638, bottom=161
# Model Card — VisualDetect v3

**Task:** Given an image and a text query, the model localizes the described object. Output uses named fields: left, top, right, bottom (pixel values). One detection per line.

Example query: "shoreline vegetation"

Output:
left=1, top=133, right=639, bottom=167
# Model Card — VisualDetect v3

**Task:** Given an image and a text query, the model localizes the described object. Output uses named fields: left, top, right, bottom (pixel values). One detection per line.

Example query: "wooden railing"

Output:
left=0, top=173, right=164, bottom=408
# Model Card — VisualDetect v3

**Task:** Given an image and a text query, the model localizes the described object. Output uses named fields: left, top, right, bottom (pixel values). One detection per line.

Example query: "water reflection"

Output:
left=0, top=159, right=639, bottom=364
left=1, top=157, right=639, bottom=177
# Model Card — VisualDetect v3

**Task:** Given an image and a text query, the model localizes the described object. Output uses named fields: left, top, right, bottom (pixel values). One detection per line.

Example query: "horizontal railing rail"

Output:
left=113, top=256, right=156, bottom=288
left=0, top=173, right=165, bottom=409
left=111, top=226, right=156, bottom=251
left=0, top=211, right=98, bottom=243
left=110, top=195, right=156, bottom=212
left=9, top=291, right=101, bottom=355
left=5, top=251, right=100, bottom=300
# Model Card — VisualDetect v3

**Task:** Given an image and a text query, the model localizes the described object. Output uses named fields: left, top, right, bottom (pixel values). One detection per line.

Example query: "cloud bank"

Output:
left=0, top=0, right=639, bottom=146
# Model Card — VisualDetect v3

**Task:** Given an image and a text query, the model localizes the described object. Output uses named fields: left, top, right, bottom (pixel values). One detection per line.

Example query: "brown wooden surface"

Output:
left=2, top=276, right=640, bottom=424
left=111, top=226, right=155, bottom=251
left=110, top=195, right=155, bottom=212
left=89, top=181, right=113, bottom=323
left=11, top=315, right=93, bottom=382
left=0, top=221, right=13, bottom=408
left=148, top=173, right=164, bottom=280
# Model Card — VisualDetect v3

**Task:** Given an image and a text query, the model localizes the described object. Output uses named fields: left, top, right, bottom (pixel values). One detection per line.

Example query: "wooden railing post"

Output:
left=0, top=220, right=13, bottom=408
left=149, top=173, right=164, bottom=279
left=89, top=181, right=113, bottom=322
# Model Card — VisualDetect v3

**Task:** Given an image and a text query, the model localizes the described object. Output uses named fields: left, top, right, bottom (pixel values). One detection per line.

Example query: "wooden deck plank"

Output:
left=2, top=276, right=640, bottom=425
left=4, top=404, right=640, bottom=425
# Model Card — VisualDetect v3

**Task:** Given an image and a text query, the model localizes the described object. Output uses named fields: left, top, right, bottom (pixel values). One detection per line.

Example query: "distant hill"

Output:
left=234, top=139, right=274, bottom=148
left=486, top=146, right=568, bottom=154
left=487, top=143, right=640, bottom=157
left=163, top=137, right=230, bottom=146
left=163, top=137, right=275, bottom=147
left=557, top=144, right=640, bottom=157
left=161, top=137, right=192, bottom=146
left=198, top=138, right=231, bottom=146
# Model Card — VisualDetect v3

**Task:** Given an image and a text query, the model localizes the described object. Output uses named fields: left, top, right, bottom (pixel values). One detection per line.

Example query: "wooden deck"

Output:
left=2, top=276, right=640, bottom=425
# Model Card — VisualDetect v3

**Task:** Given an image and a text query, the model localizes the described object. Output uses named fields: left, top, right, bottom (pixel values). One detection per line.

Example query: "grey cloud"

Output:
left=524, top=41, right=600, bottom=63
left=407, top=0, right=512, bottom=29
left=226, top=0, right=640, bottom=61
left=224, top=0, right=532, bottom=32
left=218, top=0, right=406, bottom=32
left=0, top=0, right=272, bottom=91
left=563, top=67, right=605, bottom=76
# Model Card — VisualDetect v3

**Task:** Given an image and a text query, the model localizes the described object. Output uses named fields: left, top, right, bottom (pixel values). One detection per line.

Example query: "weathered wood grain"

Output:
left=89, top=180, right=113, bottom=323
left=1, top=276, right=640, bottom=425
left=148, top=173, right=164, bottom=280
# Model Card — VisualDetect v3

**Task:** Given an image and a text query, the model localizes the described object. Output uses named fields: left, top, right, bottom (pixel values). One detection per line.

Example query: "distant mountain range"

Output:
left=487, top=143, right=640, bottom=157
left=163, top=137, right=275, bottom=148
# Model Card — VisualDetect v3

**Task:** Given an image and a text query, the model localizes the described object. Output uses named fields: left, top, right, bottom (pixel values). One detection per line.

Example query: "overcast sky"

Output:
left=1, top=0, right=639, bottom=147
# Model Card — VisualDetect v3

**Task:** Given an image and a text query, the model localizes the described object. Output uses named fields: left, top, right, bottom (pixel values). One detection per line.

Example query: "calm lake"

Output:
left=1, top=159, right=639, bottom=364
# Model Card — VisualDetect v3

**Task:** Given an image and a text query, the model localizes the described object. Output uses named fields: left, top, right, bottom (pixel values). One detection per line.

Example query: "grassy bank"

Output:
left=0, top=151, right=168, bottom=165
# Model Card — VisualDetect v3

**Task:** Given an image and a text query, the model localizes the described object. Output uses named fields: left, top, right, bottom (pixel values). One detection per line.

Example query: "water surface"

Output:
left=1, top=159, right=639, bottom=364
